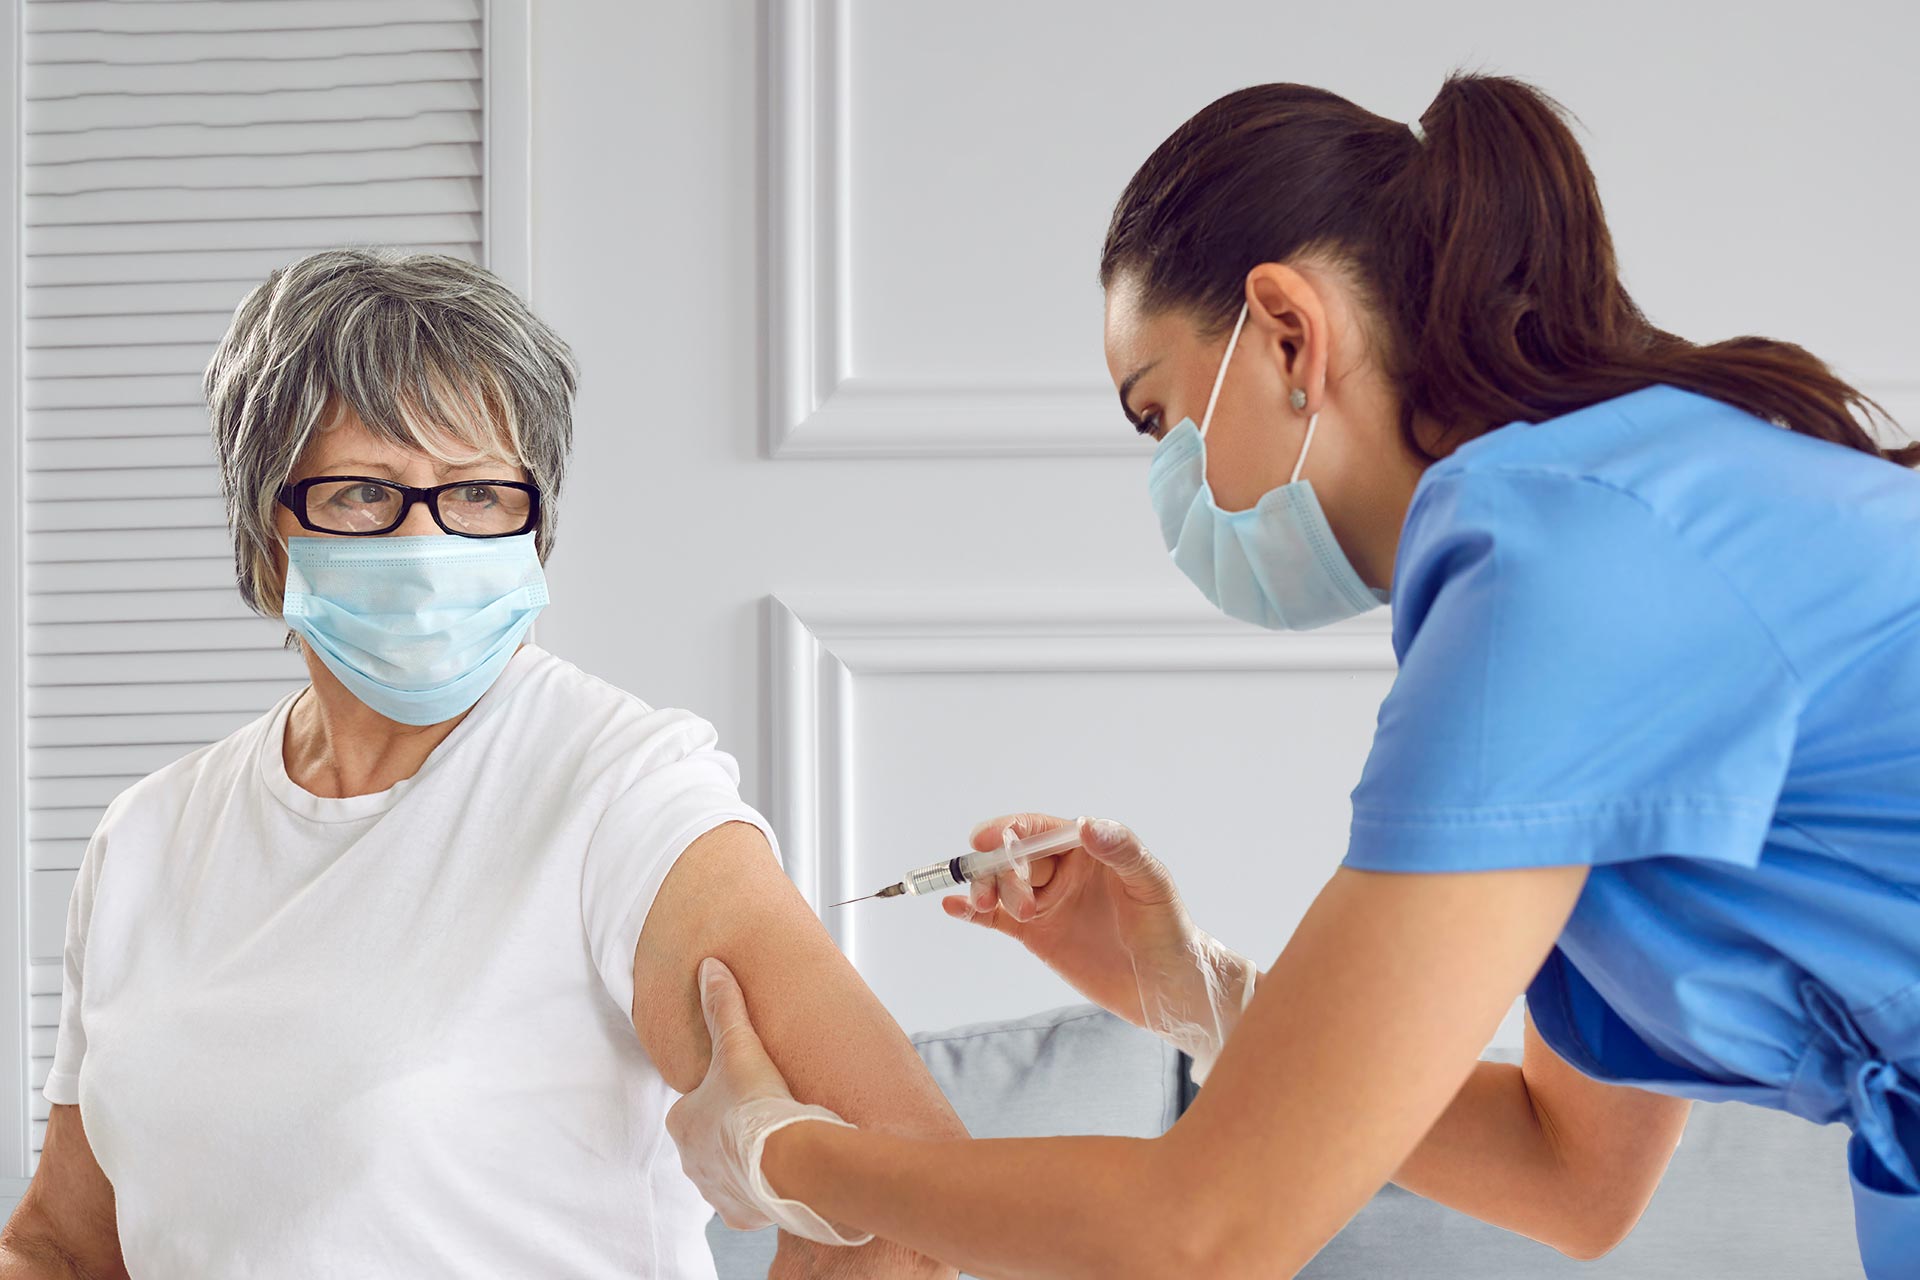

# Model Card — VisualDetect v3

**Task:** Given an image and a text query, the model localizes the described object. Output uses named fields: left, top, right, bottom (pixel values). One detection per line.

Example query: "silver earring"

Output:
left=1289, top=388, right=1308, bottom=411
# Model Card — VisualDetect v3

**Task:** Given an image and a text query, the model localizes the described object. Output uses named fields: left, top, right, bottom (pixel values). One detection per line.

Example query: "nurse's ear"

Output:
left=1244, top=263, right=1332, bottom=413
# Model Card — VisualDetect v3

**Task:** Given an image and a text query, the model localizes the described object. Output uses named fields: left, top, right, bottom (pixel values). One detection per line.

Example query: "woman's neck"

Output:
left=281, top=651, right=471, bottom=799
left=1339, top=427, right=1432, bottom=595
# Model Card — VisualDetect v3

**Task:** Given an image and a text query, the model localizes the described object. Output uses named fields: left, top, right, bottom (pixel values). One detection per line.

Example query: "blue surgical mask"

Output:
left=280, top=532, right=548, bottom=725
left=1146, top=302, right=1387, bottom=630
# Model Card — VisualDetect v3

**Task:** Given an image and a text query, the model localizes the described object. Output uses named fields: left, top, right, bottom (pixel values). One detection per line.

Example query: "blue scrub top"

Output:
left=1342, top=384, right=1920, bottom=1274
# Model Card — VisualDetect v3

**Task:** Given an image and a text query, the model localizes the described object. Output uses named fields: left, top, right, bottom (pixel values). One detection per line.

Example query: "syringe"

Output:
left=830, top=823, right=1083, bottom=907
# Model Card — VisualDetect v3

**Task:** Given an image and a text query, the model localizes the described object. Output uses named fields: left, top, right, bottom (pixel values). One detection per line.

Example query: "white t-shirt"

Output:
left=44, top=643, right=775, bottom=1278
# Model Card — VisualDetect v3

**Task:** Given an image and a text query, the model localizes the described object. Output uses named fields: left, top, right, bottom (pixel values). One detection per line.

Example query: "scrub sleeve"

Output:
left=1341, top=468, right=1920, bottom=1276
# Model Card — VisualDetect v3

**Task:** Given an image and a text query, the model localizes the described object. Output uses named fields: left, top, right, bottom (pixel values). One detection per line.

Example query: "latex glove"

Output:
left=666, top=958, right=875, bottom=1247
left=948, top=815, right=1258, bottom=1084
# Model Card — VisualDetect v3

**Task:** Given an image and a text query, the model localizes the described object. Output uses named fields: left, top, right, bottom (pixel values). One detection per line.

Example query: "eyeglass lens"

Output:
left=299, top=480, right=533, bottom=536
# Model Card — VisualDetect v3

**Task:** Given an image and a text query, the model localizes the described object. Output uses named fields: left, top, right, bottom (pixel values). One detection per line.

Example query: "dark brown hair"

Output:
left=1100, top=74, right=1917, bottom=466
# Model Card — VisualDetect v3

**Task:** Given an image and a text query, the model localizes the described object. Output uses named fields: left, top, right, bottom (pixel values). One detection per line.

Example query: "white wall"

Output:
left=528, top=0, right=1919, bottom=1039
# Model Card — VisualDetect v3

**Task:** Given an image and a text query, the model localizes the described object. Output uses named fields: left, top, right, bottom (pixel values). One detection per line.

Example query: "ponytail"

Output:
left=1101, top=73, right=1916, bottom=467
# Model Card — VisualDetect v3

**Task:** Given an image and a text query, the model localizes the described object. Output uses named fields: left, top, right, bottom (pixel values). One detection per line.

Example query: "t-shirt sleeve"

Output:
left=579, top=709, right=780, bottom=1020
left=1344, top=467, right=1802, bottom=874
left=44, top=816, right=111, bottom=1108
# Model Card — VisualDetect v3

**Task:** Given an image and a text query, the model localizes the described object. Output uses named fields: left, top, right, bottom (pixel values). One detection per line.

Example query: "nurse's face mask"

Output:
left=1145, top=301, right=1387, bottom=630
left=280, top=530, right=548, bottom=727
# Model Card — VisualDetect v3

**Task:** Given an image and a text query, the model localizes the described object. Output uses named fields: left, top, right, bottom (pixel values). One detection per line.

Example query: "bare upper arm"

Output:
left=632, top=823, right=962, bottom=1276
left=631, top=820, right=966, bottom=1139
left=1, top=1105, right=126, bottom=1280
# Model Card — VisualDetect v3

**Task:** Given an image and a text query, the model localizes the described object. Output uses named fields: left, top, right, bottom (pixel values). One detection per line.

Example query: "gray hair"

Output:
left=204, top=248, right=579, bottom=617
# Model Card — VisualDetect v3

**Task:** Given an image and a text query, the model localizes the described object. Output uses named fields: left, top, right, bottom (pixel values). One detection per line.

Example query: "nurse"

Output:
left=669, top=74, right=1920, bottom=1278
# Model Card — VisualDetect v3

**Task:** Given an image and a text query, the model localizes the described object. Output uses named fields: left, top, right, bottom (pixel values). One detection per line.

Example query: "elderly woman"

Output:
left=0, top=250, right=962, bottom=1278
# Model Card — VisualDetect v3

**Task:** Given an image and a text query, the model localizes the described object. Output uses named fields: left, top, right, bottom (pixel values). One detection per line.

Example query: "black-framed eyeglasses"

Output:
left=277, top=476, right=541, bottom=538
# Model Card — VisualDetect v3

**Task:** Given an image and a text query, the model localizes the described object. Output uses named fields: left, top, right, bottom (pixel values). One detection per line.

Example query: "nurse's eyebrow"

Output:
left=1118, top=360, right=1160, bottom=428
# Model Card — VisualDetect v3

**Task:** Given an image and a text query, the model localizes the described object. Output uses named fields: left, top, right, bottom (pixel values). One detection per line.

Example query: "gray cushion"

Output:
left=707, top=1004, right=1177, bottom=1278
left=909, top=1003, right=1183, bottom=1139
left=709, top=1008, right=1866, bottom=1279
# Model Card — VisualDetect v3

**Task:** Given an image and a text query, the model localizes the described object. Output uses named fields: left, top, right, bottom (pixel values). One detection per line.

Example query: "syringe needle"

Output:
left=829, top=883, right=907, bottom=908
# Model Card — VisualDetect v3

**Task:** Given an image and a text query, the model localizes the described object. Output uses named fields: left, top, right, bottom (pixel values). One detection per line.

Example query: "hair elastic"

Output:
left=1408, top=118, right=1427, bottom=145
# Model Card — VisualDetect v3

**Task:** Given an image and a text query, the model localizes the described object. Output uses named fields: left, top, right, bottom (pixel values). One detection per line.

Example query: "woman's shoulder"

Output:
left=1428, top=384, right=1737, bottom=483
left=501, top=645, right=736, bottom=783
left=1389, top=395, right=1732, bottom=639
left=1427, top=381, right=1890, bottom=503
left=1403, top=384, right=1815, bottom=569
left=87, top=696, right=289, bottom=851
left=1406, top=381, right=1916, bottom=587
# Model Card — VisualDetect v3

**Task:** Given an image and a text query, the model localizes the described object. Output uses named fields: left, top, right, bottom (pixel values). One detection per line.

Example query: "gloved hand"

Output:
left=665, top=958, right=874, bottom=1246
left=947, top=815, right=1258, bottom=1083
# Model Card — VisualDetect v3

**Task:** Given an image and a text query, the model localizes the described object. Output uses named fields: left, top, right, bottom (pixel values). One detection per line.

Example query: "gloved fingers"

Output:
left=667, top=967, right=876, bottom=1247
left=1076, top=816, right=1180, bottom=905
left=667, top=962, right=807, bottom=1237
left=944, top=892, right=1003, bottom=927
left=992, top=863, right=1038, bottom=923
left=967, top=871, right=1000, bottom=915
left=941, top=893, right=990, bottom=925
left=941, top=894, right=1031, bottom=944
left=665, top=1075, right=776, bottom=1234
left=995, top=825, right=1039, bottom=922
left=968, top=811, right=1073, bottom=851
left=698, top=956, right=750, bottom=1049
left=698, top=958, right=791, bottom=1098
left=1025, top=837, right=1098, bottom=915
left=953, top=851, right=1083, bottom=928
left=960, top=825, right=1041, bottom=923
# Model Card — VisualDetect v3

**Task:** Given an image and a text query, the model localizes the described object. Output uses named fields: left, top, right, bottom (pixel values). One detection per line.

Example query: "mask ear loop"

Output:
left=1197, top=302, right=1250, bottom=440
left=1289, top=411, right=1320, bottom=485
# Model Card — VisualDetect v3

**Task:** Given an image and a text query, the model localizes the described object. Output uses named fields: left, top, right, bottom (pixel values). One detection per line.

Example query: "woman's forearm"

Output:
left=763, top=1122, right=1200, bottom=1280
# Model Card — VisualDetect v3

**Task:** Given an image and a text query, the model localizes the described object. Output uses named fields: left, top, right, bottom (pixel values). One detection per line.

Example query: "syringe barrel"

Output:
left=955, top=823, right=1082, bottom=883
left=899, top=826, right=1084, bottom=897
left=900, top=859, right=964, bottom=897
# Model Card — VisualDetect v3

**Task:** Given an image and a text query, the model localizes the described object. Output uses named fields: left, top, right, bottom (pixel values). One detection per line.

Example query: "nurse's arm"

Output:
left=633, top=821, right=966, bottom=1279
left=756, top=864, right=1591, bottom=1280
left=1393, top=1008, right=1691, bottom=1257
left=0, top=1104, right=128, bottom=1279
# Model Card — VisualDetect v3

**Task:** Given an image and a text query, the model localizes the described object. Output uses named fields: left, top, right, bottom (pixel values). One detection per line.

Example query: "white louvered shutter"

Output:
left=20, top=0, right=521, bottom=1160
